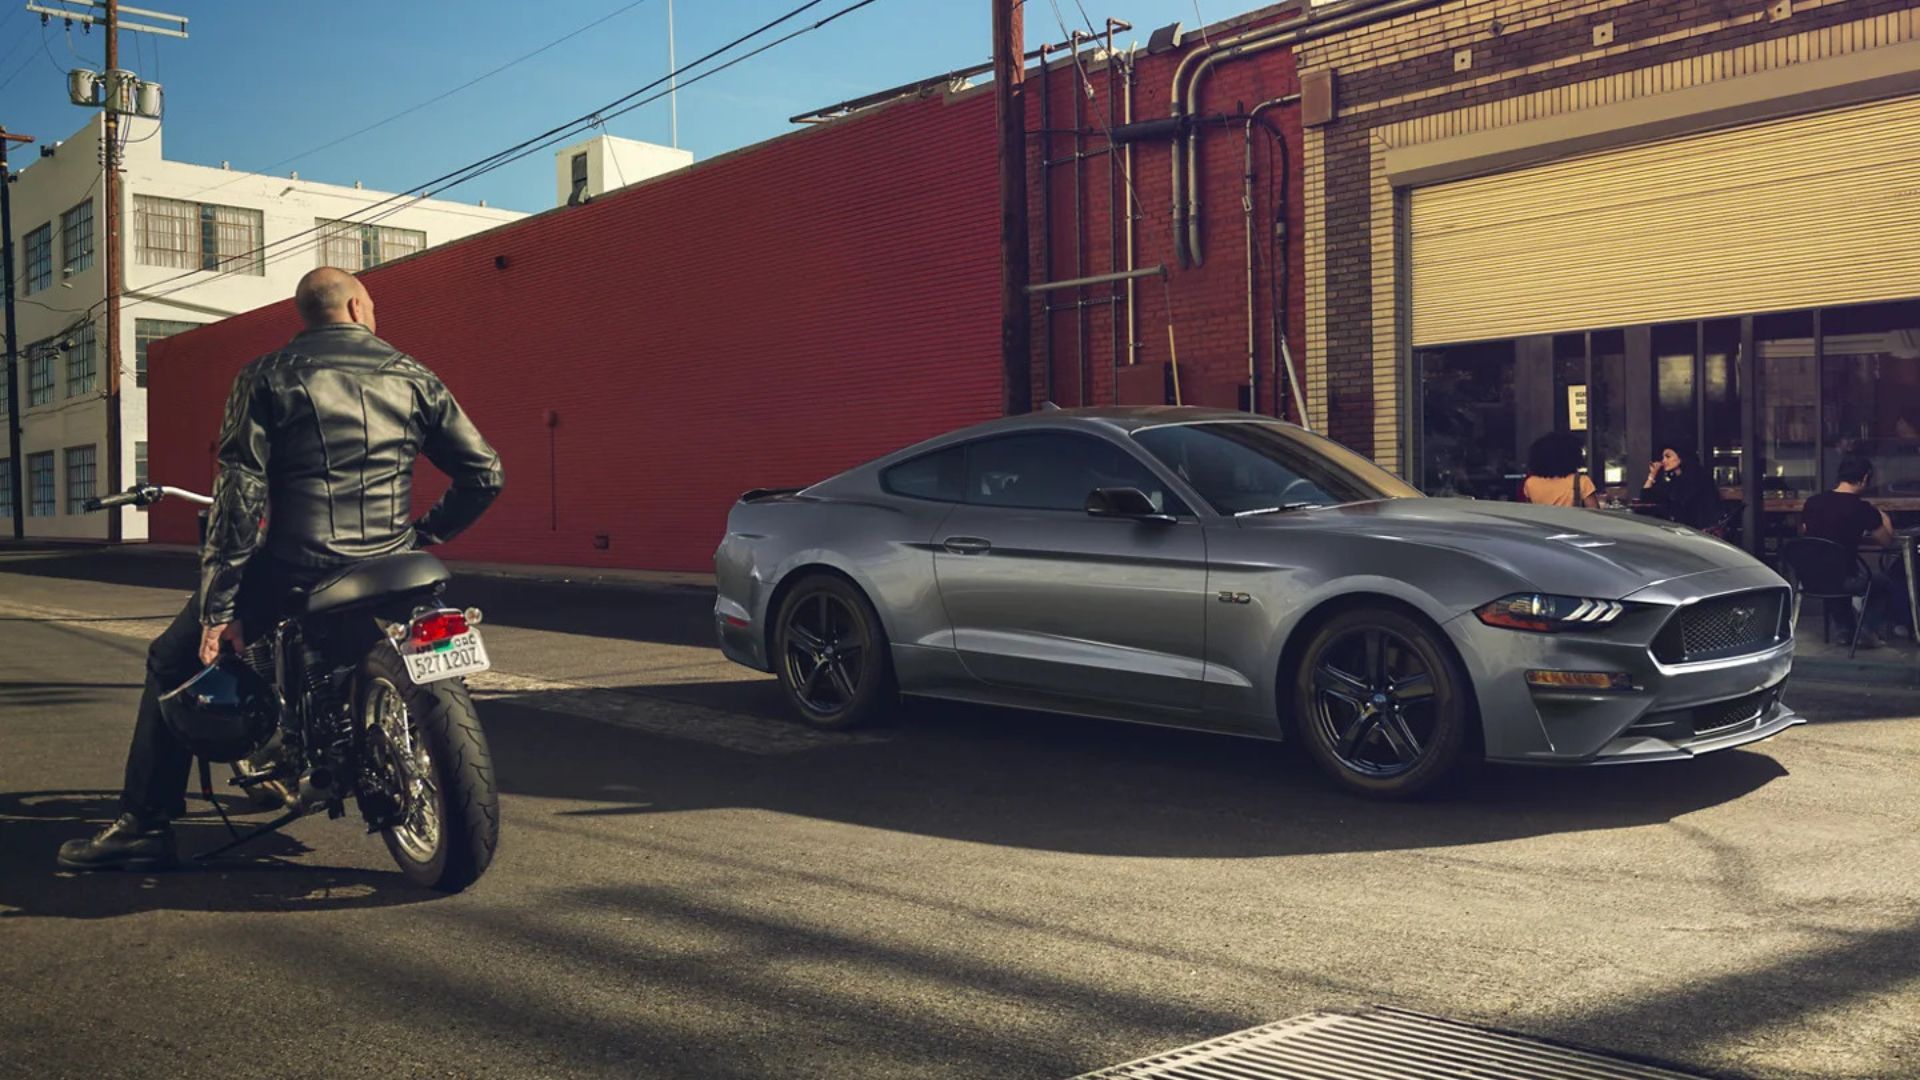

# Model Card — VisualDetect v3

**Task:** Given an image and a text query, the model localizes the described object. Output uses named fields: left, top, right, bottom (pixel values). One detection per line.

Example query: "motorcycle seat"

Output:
left=297, top=552, right=452, bottom=615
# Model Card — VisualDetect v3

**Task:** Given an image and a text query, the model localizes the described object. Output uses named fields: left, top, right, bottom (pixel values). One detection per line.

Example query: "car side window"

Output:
left=881, top=445, right=966, bottom=502
left=964, top=432, right=1186, bottom=514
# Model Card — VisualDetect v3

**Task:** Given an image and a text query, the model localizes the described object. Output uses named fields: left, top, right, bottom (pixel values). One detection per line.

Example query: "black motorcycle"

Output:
left=88, top=484, right=500, bottom=892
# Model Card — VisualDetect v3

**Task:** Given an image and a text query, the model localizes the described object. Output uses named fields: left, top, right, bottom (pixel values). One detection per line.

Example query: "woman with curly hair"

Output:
left=1519, top=432, right=1599, bottom=508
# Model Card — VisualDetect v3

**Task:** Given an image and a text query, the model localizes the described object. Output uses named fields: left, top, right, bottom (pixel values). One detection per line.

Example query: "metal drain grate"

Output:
left=1073, top=1006, right=1712, bottom=1079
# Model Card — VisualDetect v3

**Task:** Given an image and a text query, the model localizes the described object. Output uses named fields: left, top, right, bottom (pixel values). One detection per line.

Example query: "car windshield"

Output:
left=1132, top=421, right=1421, bottom=516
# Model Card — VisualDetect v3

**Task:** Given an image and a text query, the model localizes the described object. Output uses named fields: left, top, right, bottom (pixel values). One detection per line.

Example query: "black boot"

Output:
left=56, top=812, right=178, bottom=872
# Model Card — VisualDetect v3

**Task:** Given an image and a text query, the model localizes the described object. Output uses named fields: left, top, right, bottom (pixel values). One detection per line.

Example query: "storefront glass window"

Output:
left=1757, top=312, right=1817, bottom=502
left=1652, top=323, right=1696, bottom=463
left=1704, top=319, right=1742, bottom=492
left=1418, top=342, right=1516, bottom=499
left=1588, top=330, right=1629, bottom=493
left=1821, top=299, right=1920, bottom=499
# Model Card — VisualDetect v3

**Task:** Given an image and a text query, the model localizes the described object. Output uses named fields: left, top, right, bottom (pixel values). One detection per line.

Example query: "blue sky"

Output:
left=0, top=0, right=1224, bottom=213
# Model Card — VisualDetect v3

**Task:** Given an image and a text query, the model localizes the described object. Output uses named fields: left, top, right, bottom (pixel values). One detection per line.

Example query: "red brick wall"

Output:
left=146, top=92, right=1004, bottom=571
left=1026, top=12, right=1305, bottom=418
left=146, top=12, right=1312, bottom=572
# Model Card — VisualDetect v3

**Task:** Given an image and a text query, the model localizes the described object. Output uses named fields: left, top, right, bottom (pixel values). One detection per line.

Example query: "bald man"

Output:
left=59, top=267, right=504, bottom=871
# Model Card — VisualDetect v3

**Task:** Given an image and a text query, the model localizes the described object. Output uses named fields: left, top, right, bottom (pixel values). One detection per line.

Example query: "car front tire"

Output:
left=1291, top=605, right=1477, bottom=799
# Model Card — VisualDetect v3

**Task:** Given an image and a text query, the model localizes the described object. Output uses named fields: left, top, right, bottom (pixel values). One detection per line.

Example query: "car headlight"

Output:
left=1475, top=593, right=1625, bottom=633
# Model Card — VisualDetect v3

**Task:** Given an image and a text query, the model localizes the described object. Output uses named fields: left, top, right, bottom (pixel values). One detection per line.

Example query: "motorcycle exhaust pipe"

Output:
left=296, top=768, right=336, bottom=811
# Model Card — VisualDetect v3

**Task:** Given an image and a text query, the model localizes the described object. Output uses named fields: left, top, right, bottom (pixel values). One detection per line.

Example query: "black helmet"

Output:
left=157, top=655, right=280, bottom=763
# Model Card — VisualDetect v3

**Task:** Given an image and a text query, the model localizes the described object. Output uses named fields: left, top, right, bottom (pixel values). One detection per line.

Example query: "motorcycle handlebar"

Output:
left=82, top=485, right=214, bottom=512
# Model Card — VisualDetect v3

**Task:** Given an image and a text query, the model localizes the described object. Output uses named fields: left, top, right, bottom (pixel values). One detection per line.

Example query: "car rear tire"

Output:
left=1292, top=605, right=1476, bottom=800
left=773, top=574, right=895, bottom=731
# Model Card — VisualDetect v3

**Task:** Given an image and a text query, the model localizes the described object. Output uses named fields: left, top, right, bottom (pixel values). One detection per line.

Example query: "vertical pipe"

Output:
left=1071, top=32, right=1088, bottom=407
left=993, top=0, right=1031, bottom=415
left=1243, top=116, right=1257, bottom=414
left=1124, top=48, right=1138, bottom=369
left=1695, top=320, right=1707, bottom=488
left=1038, top=44, right=1053, bottom=405
left=1106, top=19, right=1121, bottom=404
left=0, top=132, right=26, bottom=538
left=104, top=0, right=123, bottom=541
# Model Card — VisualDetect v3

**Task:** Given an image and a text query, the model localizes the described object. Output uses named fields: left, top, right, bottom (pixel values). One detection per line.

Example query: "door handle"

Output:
left=942, top=536, right=992, bottom=555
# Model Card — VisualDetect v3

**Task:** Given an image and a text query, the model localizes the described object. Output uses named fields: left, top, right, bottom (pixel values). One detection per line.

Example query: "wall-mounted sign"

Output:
left=1568, top=384, right=1589, bottom=431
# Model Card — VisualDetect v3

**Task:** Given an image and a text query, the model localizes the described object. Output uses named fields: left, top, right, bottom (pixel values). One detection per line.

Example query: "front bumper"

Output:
left=1447, top=566, right=1805, bottom=764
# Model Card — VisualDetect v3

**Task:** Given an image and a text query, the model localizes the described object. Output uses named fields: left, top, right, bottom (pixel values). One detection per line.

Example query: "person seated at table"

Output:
left=1802, top=454, right=1903, bottom=647
left=1518, top=432, right=1598, bottom=508
left=1640, top=443, right=1721, bottom=529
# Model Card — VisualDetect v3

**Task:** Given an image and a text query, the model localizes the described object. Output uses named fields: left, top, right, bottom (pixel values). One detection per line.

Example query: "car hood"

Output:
left=1239, top=498, right=1768, bottom=599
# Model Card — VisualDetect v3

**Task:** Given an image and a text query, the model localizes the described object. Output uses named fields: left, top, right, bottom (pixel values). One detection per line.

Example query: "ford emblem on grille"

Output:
left=1728, top=606, right=1756, bottom=634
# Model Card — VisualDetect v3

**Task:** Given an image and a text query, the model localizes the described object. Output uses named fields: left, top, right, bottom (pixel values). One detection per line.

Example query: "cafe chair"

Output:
left=1778, top=537, right=1874, bottom=659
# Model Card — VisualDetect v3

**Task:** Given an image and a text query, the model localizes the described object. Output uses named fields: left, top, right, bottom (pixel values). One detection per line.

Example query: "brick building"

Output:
left=141, top=7, right=1313, bottom=571
left=1296, top=0, right=1920, bottom=548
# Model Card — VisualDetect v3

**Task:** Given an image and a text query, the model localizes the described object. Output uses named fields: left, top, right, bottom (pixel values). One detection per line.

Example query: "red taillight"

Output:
left=410, top=611, right=469, bottom=646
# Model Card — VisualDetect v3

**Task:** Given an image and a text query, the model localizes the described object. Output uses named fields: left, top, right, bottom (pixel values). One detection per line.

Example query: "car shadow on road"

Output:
left=482, top=687, right=1790, bottom=860
left=0, top=791, right=440, bottom=920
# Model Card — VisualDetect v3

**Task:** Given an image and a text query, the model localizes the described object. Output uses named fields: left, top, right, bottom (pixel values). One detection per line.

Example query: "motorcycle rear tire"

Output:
left=358, top=647, right=500, bottom=892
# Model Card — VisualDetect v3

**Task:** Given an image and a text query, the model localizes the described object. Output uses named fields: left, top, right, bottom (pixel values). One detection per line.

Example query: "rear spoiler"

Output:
left=739, top=487, right=804, bottom=503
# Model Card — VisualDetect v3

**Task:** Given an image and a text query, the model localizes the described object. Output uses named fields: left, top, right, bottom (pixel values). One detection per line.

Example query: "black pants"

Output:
left=121, top=559, right=330, bottom=820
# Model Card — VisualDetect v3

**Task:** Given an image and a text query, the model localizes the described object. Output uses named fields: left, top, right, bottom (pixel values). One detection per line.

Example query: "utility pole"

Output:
left=103, top=0, right=122, bottom=541
left=667, top=0, right=678, bottom=149
left=2, top=128, right=33, bottom=540
left=993, top=0, right=1031, bottom=415
left=27, top=0, right=185, bottom=541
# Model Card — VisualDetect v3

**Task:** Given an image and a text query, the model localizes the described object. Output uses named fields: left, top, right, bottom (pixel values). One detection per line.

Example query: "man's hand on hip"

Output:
left=199, top=620, right=245, bottom=665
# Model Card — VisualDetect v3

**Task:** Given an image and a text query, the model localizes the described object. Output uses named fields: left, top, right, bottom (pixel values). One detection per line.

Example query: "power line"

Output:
left=177, top=0, right=660, bottom=203
left=118, top=0, right=891, bottom=315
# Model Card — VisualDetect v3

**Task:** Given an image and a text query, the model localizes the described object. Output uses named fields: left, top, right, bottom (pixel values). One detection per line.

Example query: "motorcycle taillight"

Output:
left=409, top=611, right=469, bottom=647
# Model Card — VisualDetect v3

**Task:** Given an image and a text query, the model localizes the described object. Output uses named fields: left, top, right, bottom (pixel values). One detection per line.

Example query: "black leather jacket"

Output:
left=199, top=323, right=504, bottom=625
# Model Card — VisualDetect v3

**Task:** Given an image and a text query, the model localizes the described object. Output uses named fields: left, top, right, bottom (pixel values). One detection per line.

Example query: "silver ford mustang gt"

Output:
left=714, top=407, right=1802, bottom=797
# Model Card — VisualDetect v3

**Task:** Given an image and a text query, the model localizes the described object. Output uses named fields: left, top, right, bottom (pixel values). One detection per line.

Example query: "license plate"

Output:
left=403, top=630, right=491, bottom=684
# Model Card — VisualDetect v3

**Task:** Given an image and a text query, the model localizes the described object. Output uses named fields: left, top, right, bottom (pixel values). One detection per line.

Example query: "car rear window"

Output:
left=882, top=446, right=966, bottom=502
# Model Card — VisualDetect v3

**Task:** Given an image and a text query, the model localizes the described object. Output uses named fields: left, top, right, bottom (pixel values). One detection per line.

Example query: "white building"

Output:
left=3, top=114, right=525, bottom=541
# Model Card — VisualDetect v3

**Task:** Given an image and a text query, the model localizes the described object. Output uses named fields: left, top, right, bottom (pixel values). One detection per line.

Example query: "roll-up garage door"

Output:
left=1409, top=93, right=1920, bottom=347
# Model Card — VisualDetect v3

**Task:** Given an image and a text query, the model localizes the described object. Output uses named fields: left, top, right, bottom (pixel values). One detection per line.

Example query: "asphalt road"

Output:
left=2, top=546, right=1917, bottom=1080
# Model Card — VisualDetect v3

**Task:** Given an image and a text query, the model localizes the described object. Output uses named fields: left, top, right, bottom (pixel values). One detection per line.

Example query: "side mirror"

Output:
left=1086, top=487, right=1175, bottom=523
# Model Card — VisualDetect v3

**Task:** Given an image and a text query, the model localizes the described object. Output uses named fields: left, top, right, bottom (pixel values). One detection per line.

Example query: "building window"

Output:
left=27, top=344, right=55, bottom=406
left=65, top=445, right=96, bottom=515
left=23, top=224, right=53, bottom=294
left=27, top=452, right=55, bottom=517
left=135, top=318, right=202, bottom=388
left=133, top=195, right=265, bottom=274
left=62, top=199, right=95, bottom=274
left=135, top=441, right=148, bottom=488
left=314, top=219, right=427, bottom=272
left=66, top=322, right=97, bottom=397
left=0, top=459, right=11, bottom=520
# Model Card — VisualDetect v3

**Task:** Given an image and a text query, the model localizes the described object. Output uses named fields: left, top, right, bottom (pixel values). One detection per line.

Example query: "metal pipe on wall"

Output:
left=1071, top=30, right=1089, bottom=407
left=1037, top=42, right=1054, bottom=404
left=1123, top=46, right=1139, bottom=370
left=1169, top=0, right=1449, bottom=268
left=1107, top=18, right=1123, bottom=402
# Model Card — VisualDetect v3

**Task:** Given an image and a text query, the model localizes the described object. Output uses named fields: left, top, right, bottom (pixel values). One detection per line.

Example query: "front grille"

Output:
left=1692, top=688, right=1770, bottom=736
left=1629, top=682, right=1783, bottom=739
left=1652, top=588, right=1789, bottom=664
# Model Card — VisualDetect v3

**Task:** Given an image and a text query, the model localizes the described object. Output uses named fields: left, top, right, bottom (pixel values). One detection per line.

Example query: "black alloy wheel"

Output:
left=775, top=574, right=893, bottom=730
left=1294, top=606, right=1474, bottom=799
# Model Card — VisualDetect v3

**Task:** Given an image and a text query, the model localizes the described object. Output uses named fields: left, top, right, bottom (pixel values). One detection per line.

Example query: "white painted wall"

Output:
left=5, top=114, right=524, bottom=542
left=552, top=134, right=692, bottom=207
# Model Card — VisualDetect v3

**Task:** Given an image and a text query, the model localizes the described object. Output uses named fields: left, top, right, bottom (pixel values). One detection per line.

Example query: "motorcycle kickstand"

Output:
left=192, top=807, right=305, bottom=863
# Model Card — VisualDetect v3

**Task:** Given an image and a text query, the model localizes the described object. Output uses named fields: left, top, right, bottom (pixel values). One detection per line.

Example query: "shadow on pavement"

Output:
left=0, top=681, right=145, bottom=709
left=482, top=688, right=1790, bottom=860
left=0, top=545, right=717, bottom=647
left=0, top=791, right=439, bottom=920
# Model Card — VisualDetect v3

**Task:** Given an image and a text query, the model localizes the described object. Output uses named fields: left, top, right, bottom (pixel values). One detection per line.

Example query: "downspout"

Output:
left=1249, top=96, right=1295, bottom=421
left=1172, top=0, right=1450, bottom=267
left=1240, top=101, right=1295, bottom=417
left=1123, top=45, right=1139, bottom=368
